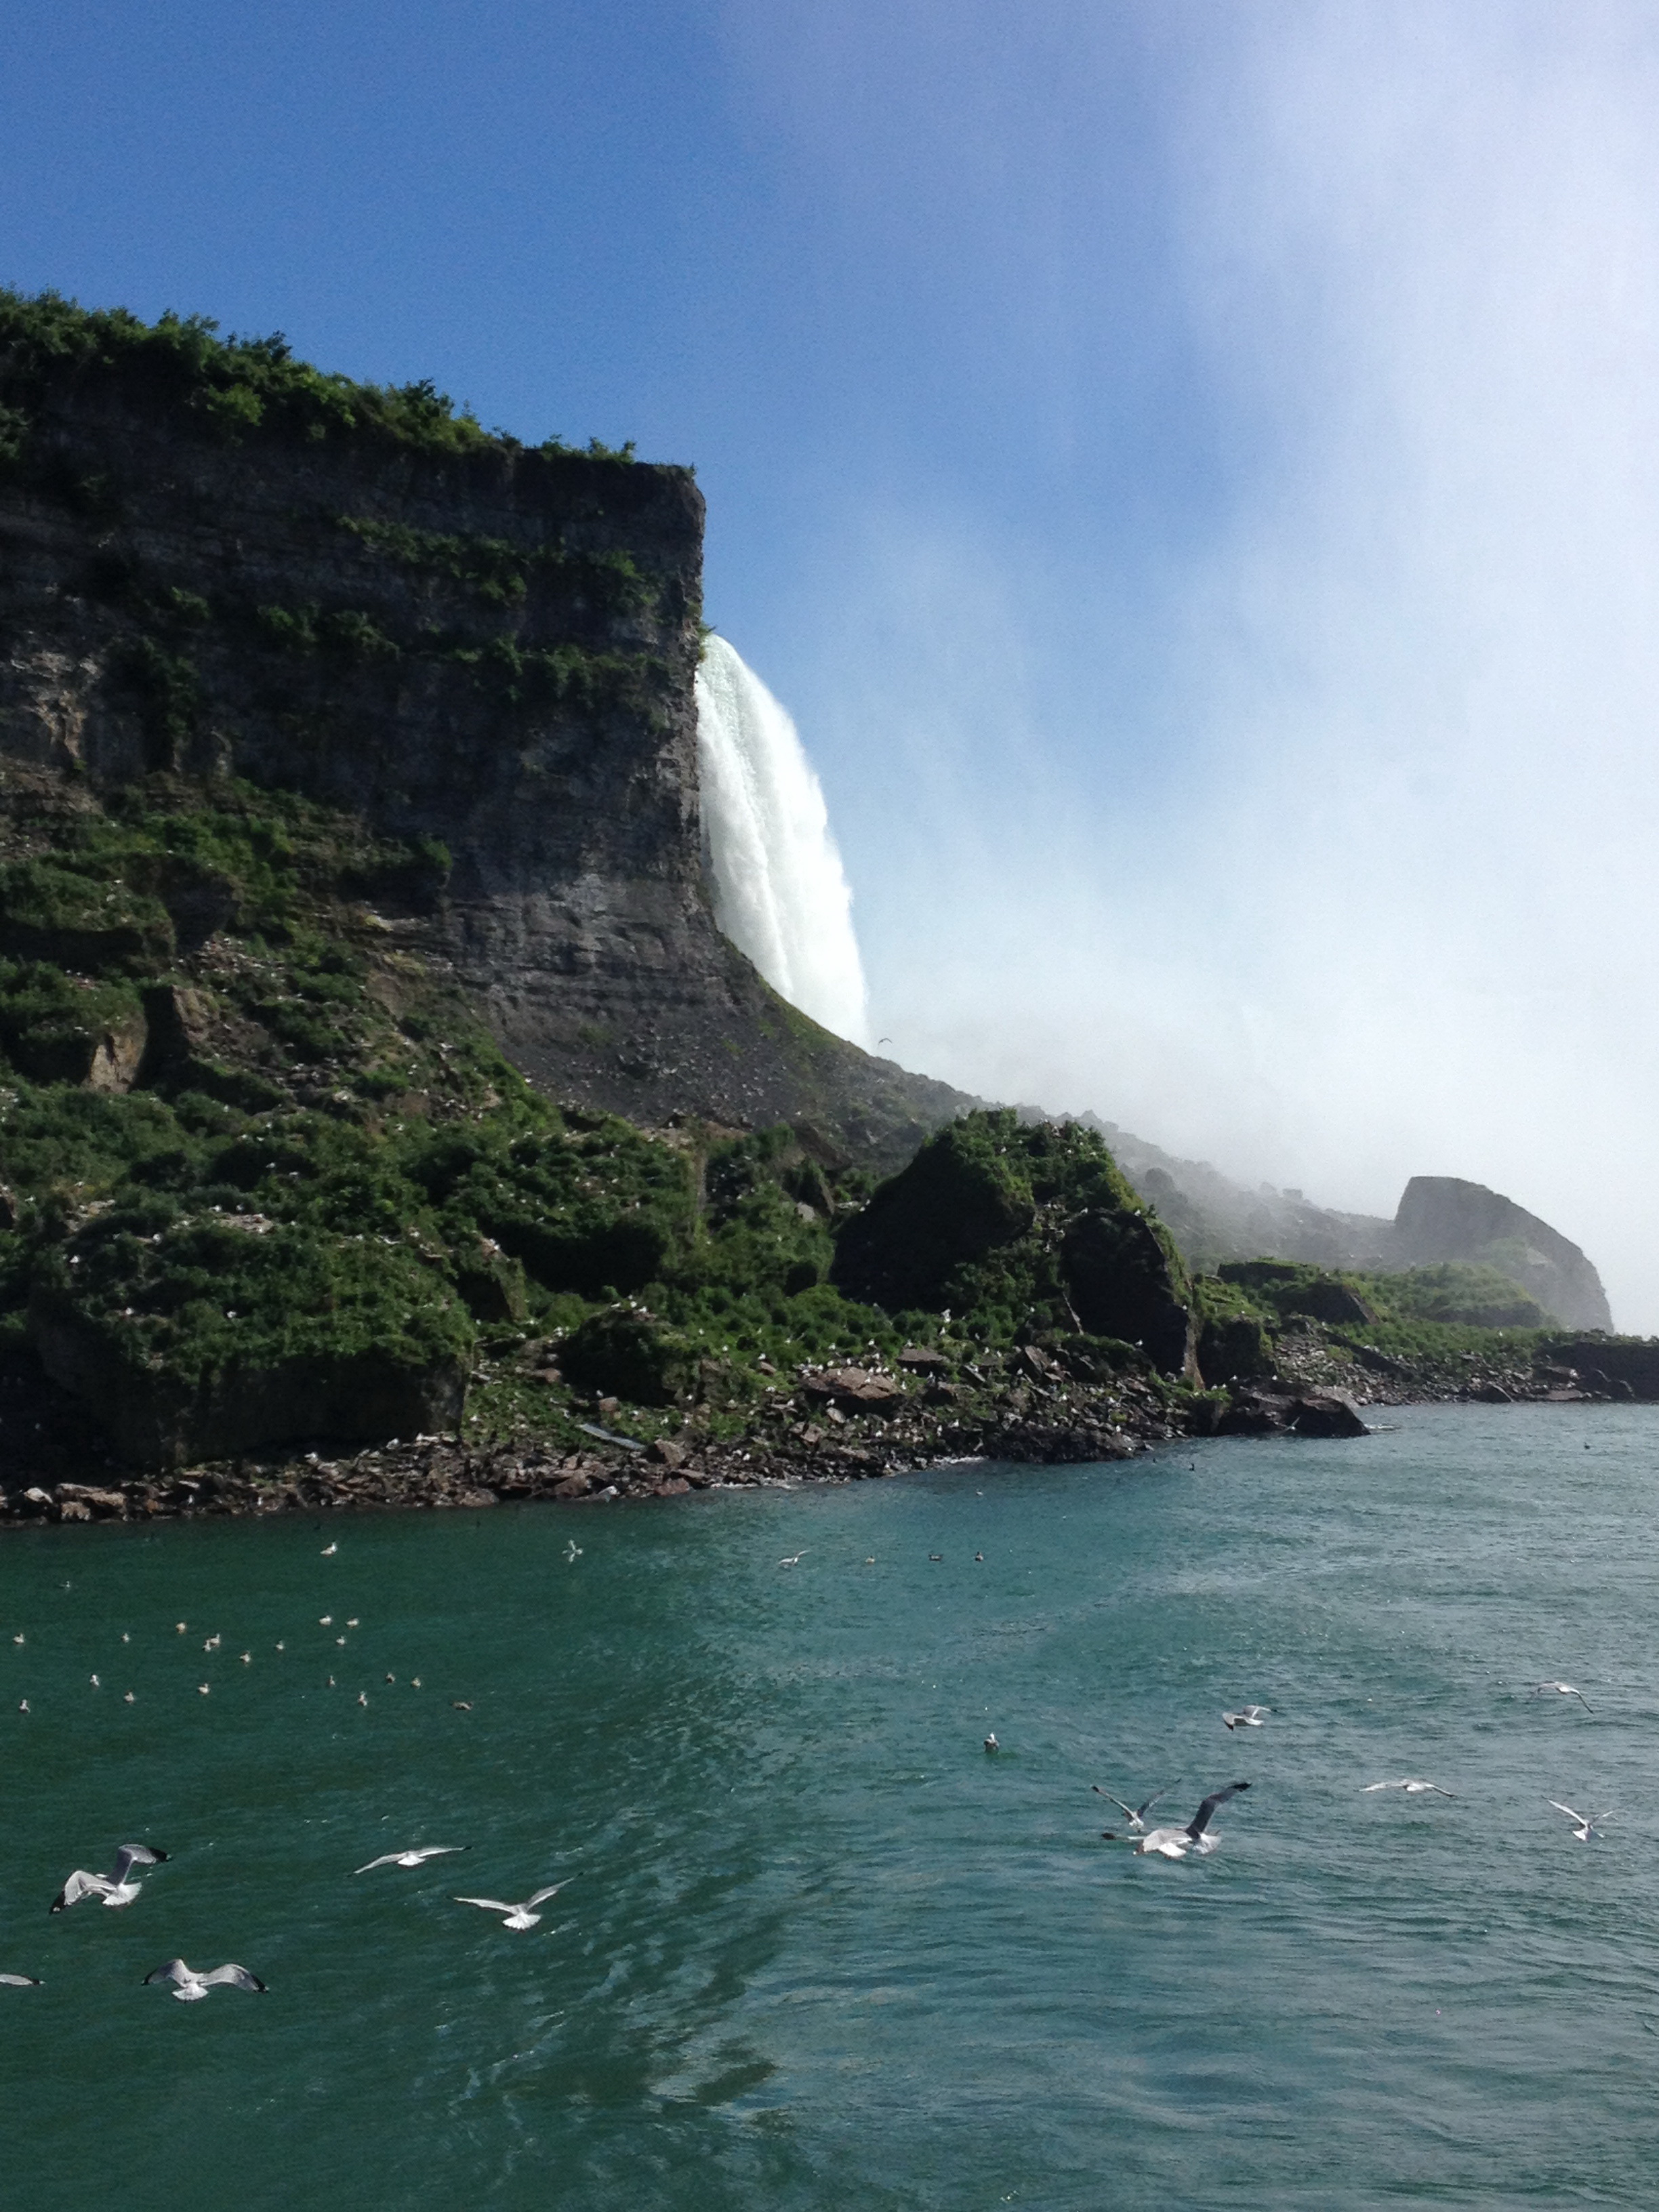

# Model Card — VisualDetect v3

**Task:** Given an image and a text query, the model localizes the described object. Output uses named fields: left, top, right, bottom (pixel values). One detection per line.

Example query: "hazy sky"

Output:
left=6, top=2, right=1659, bottom=1322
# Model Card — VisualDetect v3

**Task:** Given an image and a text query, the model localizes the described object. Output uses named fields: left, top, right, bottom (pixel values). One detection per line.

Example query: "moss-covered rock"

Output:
left=28, top=1208, right=472, bottom=1465
left=558, top=1305, right=700, bottom=1406
left=832, top=1109, right=1197, bottom=1377
left=1218, top=1261, right=1376, bottom=1326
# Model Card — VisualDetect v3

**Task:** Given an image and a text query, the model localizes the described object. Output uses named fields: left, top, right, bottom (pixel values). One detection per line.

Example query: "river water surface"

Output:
left=5, top=1405, right=1658, bottom=2209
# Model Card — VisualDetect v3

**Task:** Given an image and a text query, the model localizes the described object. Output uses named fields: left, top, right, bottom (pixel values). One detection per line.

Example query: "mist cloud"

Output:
left=723, top=0, right=1659, bottom=1327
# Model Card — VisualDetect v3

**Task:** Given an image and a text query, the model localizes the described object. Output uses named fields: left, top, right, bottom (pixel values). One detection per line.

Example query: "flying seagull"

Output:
left=356, top=1845, right=471, bottom=1875
left=454, top=1880, right=573, bottom=1930
left=1532, top=1682, right=1593, bottom=1713
left=778, top=1551, right=808, bottom=1568
left=1, top=1972, right=41, bottom=1988
left=144, top=1959, right=266, bottom=2003
left=1129, top=1782, right=1251, bottom=1859
left=1223, top=1706, right=1271, bottom=1731
left=51, top=1845, right=169, bottom=1913
left=1548, top=1799, right=1611, bottom=1843
left=1362, top=1780, right=1456, bottom=1797
left=1093, top=1781, right=1180, bottom=1832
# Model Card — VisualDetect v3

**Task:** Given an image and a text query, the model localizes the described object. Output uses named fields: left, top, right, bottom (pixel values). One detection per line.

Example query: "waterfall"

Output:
left=695, top=634, right=870, bottom=1046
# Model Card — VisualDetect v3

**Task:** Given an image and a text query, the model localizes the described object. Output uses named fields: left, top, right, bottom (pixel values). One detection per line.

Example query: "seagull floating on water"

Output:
left=1223, top=1706, right=1271, bottom=1731
left=1128, top=1783, right=1251, bottom=1859
left=1548, top=1799, right=1611, bottom=1842
left=144, top=1959, right=266, bottom=2002
left=355, top=1845, right=471, bottom=1875
left=0, top=1971, right=41, bottom=1987
left=51, top=1844, right=169, bottom=1913
left=984, top=1733, right=999, bottom=1753
left=454, top=1879, right=573, bottom=1930
left=1532, top=1681, right=1593, bottom=1712
left=1093, top=1782, right=1180, bottom=1833
left=1363, top=1779, right=1456, bottom=1797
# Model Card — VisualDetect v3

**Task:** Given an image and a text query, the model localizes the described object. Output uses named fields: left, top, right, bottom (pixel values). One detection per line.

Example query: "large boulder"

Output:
left=558, top=1305, right=701, bottom=1406
left=1061, top=1209, right=1195, bottom=1377
left=832, top=1109, right=1197, bottom=1378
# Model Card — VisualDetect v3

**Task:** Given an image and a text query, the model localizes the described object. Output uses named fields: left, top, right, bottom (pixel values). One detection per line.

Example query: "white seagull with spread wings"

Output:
left=1093, top=1781, right=1180, bottom=1834
left=1222, top=1706, right=1271, bottom=1732
left=144, top=1959, right=266, bottom=2002
left=454, top=1879, right=573, bottom=1930
left=50, top=1844, right=168, bottom=1913
left=1362, top=1780, right=1456, bottom=1798
left=1132, top=1783, right=1251, bottom=1859
left=355, top=1845, right=470, bottom=1874
left=1532, top=1682, right=1593, bottom=1713
left=1548, top=1799, right=1611, bottom=1843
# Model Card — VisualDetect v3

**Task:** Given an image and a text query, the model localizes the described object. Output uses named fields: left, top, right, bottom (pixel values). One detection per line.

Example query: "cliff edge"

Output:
left=0, top=291, right=969, bottom=1165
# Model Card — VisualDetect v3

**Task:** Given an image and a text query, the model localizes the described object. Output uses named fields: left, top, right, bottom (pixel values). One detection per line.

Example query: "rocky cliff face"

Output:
left=0, top=296, right=968, bottom=1165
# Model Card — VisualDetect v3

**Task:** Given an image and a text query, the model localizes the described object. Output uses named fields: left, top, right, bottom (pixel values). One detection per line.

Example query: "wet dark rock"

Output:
left=1290, top=1391, right=1370, bottom=1438
left=1218, top=1388, right=1297, bottom=1436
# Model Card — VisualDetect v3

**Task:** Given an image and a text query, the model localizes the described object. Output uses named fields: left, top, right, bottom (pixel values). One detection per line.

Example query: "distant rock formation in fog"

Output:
left=1391, top=1176, right=1611, bottom=1332
left=1017, top=1109, right=1612, bottom=1330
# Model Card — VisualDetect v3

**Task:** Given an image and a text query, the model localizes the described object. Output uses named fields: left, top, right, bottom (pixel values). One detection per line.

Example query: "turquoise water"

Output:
left=4, top=1406, right=1658, bottom=2209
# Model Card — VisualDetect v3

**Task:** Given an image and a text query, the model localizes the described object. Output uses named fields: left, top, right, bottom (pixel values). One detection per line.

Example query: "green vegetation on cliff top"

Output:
left=0, top=285, right=638, bottom=465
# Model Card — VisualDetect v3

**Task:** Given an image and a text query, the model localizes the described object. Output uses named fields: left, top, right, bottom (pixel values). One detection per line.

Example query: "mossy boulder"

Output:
left=1060, top=1208, right=1195, bottom=1375
left=831, top=1114, right=1036, bottom=1311
left=28, top=1207, right=472, bottom=1465
left=833, top=1109, right=1197, bottom=1377
left=558, top=1305, right=700, bottom=1406
left=1218, top=1261, right=1376, bottom=1327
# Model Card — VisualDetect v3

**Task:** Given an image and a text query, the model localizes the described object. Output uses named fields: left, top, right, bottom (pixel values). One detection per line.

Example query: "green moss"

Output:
left=35, top=1205, right=472, bottom=1387
left=1359, top=1263, right=1551, bottom=1330
left=336, top=515, right=655, bottom=618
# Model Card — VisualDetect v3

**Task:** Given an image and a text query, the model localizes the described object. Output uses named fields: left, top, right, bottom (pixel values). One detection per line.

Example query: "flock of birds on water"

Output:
left=2, top=1534, right=585, bottom=2000
left=0, top=1521, right=1617, bottom=1998
left=0, top=1837, right=574, bottom=1999
left=980, top=1677, right=1607, bottom=1860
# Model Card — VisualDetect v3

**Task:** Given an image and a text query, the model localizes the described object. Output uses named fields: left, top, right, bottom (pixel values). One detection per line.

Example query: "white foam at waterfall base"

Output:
left=695, top=634, right=870, bottom=1046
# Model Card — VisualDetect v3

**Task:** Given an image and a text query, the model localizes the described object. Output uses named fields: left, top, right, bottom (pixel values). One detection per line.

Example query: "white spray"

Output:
left=695, top=634, right=870, bottom=1046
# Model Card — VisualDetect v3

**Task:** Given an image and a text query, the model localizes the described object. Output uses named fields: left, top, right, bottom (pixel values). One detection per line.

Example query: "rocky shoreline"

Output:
left=6, top=1350, right=1616, bottom=1530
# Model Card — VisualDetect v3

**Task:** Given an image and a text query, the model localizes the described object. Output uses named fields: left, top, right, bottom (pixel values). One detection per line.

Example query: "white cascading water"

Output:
left=695, top=634, right=870, bottom=1046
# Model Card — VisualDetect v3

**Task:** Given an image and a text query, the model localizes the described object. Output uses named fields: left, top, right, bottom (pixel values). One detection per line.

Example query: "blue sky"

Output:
left=8, top=1, right=1659, bottom=1322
